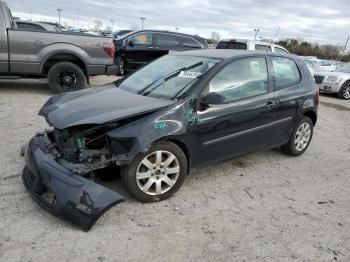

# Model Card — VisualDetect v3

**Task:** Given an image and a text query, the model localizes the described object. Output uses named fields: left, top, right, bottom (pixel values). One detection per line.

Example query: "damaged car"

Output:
left=22, top=49, right=318, bottom=230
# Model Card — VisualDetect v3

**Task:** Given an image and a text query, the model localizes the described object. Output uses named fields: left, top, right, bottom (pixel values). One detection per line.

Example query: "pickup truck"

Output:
left=0, top=1, right=117, bottom=93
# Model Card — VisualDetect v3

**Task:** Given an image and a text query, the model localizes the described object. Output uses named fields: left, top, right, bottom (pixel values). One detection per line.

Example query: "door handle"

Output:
left=266, top=101, right=275, bottom=111
left=147, top=46, right=153, bottom=49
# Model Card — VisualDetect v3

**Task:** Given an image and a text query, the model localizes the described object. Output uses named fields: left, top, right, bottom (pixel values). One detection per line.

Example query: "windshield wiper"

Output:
left=138, top=61, right=203, bottom=96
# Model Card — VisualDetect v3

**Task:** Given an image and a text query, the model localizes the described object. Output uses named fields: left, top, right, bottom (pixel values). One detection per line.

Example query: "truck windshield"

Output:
left=118, top=55, right=220, bottom=100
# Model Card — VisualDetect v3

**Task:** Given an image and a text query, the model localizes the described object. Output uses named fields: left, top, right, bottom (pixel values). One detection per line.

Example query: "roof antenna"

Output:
left=270, top=26, right=280, bottom=49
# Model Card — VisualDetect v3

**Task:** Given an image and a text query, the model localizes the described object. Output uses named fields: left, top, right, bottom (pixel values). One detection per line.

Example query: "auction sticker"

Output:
left=178, top=71, right=202, bottom=78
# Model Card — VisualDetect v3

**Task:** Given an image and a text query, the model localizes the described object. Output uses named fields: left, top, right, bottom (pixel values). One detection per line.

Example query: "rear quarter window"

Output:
left=181, top=37, right=201, bottom=48
left=271, top=57, right=301, bottom=90
left=274, top=47, right=289, bottom=54
left=255, top=44, right=272, bottom=52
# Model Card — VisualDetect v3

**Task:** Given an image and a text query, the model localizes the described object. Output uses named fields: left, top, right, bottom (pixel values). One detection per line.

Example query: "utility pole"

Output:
left=56, top=8, right=62, bottom=26
left=339, top=36, right=349, bottom=62
left=110, top=19, right=114, bottom=32
left=140, top=17, right=146, bottom=30
left=253, top=28, right=260, bottom=40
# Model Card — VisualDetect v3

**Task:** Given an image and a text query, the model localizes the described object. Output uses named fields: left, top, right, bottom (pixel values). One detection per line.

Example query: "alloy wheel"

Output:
left=294, top=123, right=311, bottom=152
left=343, top=84, right=350, bottom=99
left=136, top=150, right=180, bottom=196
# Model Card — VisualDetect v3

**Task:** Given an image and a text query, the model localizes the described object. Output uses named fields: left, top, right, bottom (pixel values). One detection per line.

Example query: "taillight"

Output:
left=103, top=42, right=115, bottom=58
left=316, top=86, right=320, bottom=102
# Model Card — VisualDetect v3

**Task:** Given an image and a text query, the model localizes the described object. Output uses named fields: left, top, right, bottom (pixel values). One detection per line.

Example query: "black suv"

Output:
left=22, top=50, right=318, bottom=230
left=113, top=30, right=208, bottom=75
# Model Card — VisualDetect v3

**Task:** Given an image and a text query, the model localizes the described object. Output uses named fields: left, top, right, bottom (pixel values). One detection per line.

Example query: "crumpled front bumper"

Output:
left=22, top=133, right=125, bottom=231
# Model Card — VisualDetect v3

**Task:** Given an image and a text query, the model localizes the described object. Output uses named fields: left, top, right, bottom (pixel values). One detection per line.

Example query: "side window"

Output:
left=274, top=47, right=289, bottom=54
left=156, top=34, right=180, bottom=46
left=255, top=44, right=272, bottom=52
left=130, top=33, right=152, bottom=45
left=208, top=57, right=268, bottom=103
left=271, top=57, right=300, bottom=89
left=181, top=37, right=201, bottom=48
left=17, top=23, right=46, bottom=31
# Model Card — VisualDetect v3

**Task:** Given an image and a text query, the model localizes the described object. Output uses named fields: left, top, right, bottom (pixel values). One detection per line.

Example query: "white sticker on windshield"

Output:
left=178, top=71, right=202, bottom=78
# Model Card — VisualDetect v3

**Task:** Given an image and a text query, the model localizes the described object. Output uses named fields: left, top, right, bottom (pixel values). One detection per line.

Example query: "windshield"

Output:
left=118, top=55, right=220, bottom=99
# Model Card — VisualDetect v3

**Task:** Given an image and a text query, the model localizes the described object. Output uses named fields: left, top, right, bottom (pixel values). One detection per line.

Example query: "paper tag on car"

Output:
left=178, top=71, right=202, bottom=78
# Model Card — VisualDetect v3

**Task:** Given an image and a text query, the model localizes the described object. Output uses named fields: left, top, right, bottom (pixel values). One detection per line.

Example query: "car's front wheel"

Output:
left=121, top=141, right=187, bottom=202
left=281, top=116, right=314, bottom=156
left=337, top=81, right=350, bottom=100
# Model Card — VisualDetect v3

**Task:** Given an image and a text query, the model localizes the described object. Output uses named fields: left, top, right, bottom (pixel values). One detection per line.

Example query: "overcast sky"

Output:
left=6, top=0, right=350, bottom=45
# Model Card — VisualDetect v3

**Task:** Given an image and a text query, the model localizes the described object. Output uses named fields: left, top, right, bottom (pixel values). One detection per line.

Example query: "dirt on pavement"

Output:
left=0, top=77, right=349, bottom=262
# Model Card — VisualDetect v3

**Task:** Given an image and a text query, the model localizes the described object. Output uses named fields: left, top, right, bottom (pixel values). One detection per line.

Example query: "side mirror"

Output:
left=128, top=40, right=135, bottom=47
left=200, top=92, right=226, bottom=106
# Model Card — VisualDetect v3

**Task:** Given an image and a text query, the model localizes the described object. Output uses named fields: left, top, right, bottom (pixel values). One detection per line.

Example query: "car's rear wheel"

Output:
left=115, top=57, right=124, bottom=76
left=337, top=81, right=350, bottom=100
left=121, top=141, right=187, bottom=202
left=48, top=62, right=87, bottom=93
left=281, top=116, right=313, bottom=156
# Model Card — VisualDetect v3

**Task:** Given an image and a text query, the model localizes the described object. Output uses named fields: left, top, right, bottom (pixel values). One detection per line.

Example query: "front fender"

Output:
left=107, top=100, right=197, bottom=162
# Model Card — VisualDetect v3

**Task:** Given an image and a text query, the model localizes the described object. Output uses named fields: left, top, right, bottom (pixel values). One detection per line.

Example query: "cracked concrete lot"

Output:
left=0, top=76, right=349, bottom=261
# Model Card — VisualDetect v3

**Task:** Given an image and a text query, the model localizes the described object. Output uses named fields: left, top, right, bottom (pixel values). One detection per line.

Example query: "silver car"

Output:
left=314, top=66, right=350, bottom=99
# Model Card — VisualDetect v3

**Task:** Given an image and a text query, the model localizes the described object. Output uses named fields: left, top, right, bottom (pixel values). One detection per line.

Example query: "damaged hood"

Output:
left=39, top=85, right=175, bottom=129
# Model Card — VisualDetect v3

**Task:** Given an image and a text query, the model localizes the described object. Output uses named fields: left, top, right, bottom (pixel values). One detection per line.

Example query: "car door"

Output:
left=124, top=32, right=155, bottom=70
left=153, top=33, right=182, bottom=58
left=268, top=56, right=302, bottom=144
left=193, top=56, right=277, bottom=165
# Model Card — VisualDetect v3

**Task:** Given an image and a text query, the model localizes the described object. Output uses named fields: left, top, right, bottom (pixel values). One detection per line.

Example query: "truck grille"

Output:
left=314, top=75, right=325, bottom=84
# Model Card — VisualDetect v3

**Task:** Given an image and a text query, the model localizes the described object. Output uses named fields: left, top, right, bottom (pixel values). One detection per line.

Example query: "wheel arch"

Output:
left=165, top=138, right=192, bottom=174
left=303, top=110, right=317, bottom=126
left=42, top=53, right=88, bottom=76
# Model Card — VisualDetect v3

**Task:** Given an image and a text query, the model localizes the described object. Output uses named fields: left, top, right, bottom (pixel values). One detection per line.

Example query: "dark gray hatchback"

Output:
left=22, top=49, right=318, bottom=230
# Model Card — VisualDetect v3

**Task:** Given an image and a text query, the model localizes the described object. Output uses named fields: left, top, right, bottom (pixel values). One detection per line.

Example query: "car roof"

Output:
left=171, top=49, right=294, bottom=60
left=128, top=29, right=205, bottom=40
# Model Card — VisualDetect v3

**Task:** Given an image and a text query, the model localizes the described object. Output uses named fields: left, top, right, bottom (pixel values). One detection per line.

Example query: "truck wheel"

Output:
left=121, top=141, right=187, bottom=203
left=115, top=57, right=124, bottom=76
left=48, top=62, right=87, bottom=93
left=337, top=81, right=350, bottom=100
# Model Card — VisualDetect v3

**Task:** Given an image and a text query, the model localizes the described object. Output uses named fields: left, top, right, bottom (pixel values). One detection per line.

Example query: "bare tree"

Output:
left=208, top=31, right=221, bottom=44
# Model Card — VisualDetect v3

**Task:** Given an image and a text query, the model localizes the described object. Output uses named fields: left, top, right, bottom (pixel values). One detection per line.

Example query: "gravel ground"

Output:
left=0, top=77, right=349, bottom=262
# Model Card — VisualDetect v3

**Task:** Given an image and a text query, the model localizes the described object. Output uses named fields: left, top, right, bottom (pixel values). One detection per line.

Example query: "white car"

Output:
left=314, top=66, right=350, bottom=99
left=216, top=39, right=289, bottom=54
left=307, top=59, right=336, bottom=73
left=303, top=59, right=316, bottom=77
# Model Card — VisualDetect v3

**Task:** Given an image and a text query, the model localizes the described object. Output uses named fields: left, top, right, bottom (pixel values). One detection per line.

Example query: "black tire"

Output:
left=121, top=141, right=187, bottom=202
left=47, top=62, right=87, bottom=93
left=115, top=57, right=124, bottom=76
left=281, top=116, right=314, bottom=156
left=337, top=81, right=350, bottom=100
left=94, top=165, right=120, bottom=182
